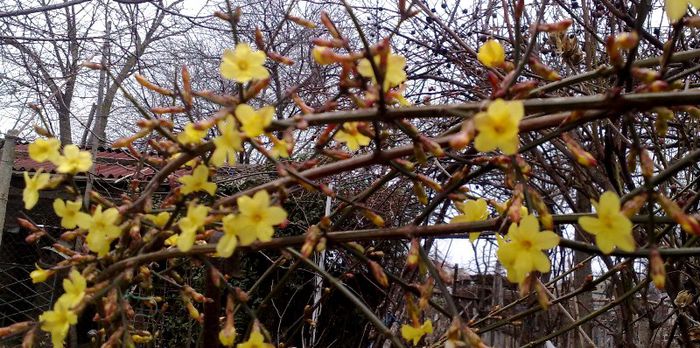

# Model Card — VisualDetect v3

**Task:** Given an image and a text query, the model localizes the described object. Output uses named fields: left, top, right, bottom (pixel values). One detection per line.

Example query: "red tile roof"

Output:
left=13, top=143, right=155, bottom=180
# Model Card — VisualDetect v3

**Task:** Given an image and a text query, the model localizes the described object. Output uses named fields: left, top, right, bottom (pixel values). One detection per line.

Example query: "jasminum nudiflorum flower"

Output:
left=357, top=50, right=407, bottom=91
left=28, top=137, right=61, bottom=163
left=39, top=299, right=77, bottom=348
left=400, top=320, right=433, bottom=346
left=268, top=134, right=290, bottom=159
left=219, top=325, right=236, bottom=347
left=334, top=122, right=371, bottom=151
left=23, top=170, right=51, bottom=210
left=578, top=191, right=635, bottom=254
left=665, top=0, right=700, bottom=22
left=228, top=190, right=287, bottom=246
left=217, top=213, right=239, bottom=258
left=220, top=43, right=269, bottom=83
left=211, top=115, right=243, bottom=167
left=237, top=328, right=273, bottom=348
left=177, top=123, right=208, bottom=145
left=145, top=211, right=171, bottom=228
left=450, top=198, right=489, bottom=242
left=477, top=39, right=505, bottom=68
left=85, top=205, right=122, bottom=258
left=178, top=165, right=217, bottom=196
left=53, top=198, right=90, bottom=229
left=56, top=269, right=86, bottom=309
left=312, top=46, right=334, bottom=65
left=177, top=203, right=210, bottom=252
left=30, top=264, right=54, bottom=283
left=235, top=104, right=274, bottom=138
left=496, top=214, right=560, bottom=284
left=55, top=145, right=92, bottom=174
left=473, top=98, right=524, bottom=155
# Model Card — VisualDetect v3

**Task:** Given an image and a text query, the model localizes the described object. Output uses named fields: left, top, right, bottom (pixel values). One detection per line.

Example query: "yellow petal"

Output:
left=596, top=235, right=616, bottom=254
left=477, top=39, right=505, bottom=68
left=578, top=216, right=603, bottom=235
left=216, top=233, right=238, bottom=258
left=532, top=251, right=552, bottom=273
left=469, top=232, right=480, bottom=242
left=666, top=0, right=688, bottom=22
left=532, top=230, right=560, bottom=250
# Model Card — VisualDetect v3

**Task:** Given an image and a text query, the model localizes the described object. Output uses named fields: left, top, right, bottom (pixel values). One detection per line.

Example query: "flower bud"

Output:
left=255, top=27, right=265, bottom=50
left=413, top=142, right=428, bottom=164
left=0, top=321, right=33, bottom=338
left=529, top=57, right=561, bottom=81
left=269, top=52, right=295, bottom=66
left=320, top=11, right=341, bottom=38
left=650, top=249, right=665, bottom=290
left=657, top=193, right=700, bottom=235
left=214, top=11, right=231, bottom=21
left=640, top=148, right=654, bottom=179
left=287, top=15, right=316, bottom=29
left=406, top=239, right=420, bottom=269
left=181, top=66, right=193, bottom=108
left=185, top=301, right=202, bottom=322
left=362, top=210, right=385, bottom=227
left=614, top=31, right=639, bottom=49
left=151, top=106, right=186, bottom=114
left=535, top=281, right=550, bottom=310
left=654, top=107, right=674, bottom=137
left=449, top=130, right=472, bottom=150
left=562, top=133, right=597, bottom=167
left=413, top=181, right=428, bottom=205
left=534, top=19, right=573, bottom=33
left=368, top=261, right=389, bottom=288
left=621, top=193, right=647, bottom=217
left=135, top=74, right=174, bottom=96
left=30, top=265, right=54, bottom=283
left=301, top=225, right=321, bottom=258
left=631, top=67, right=660, bottom=83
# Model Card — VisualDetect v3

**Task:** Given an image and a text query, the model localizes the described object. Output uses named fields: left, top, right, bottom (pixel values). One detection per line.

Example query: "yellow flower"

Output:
left=178, top=123, right=208, bottom=145
left=56, top=145, right=92, bottom=174
left=237, top=330, right=273, bottom=348
left=219, top=326, right=236, bottom=347
left=400, top=320, right=433, bottom=346
left=178, top=165, right=217, bottom=196
left=477, top=39, right=505, bottom=68
left=56, top=269, right=86, bottom=309
left=164, top=234, right=179, bottom=246
left=53, top=199, right=90, bottom=229
left=220, top=43, right=269, bottom=83
left=177, top=204, right=210, bottom=252
left=211, top=115, right=243, bottom=167
left=85, top=206, right=122, bottom=258
left=146, top=211, right=171, bottom=228
left=230, top=191, right=287, bottom=246
left=236, top=104, right=274, bottom=138
left=39, top=300, right=77, bottom=348
left=28, top=138, right=61, bottom=163
left=450, top=198, right=489, bottom=242
left=665, top=0, right=700, bottom=22
left=23, top=170, right=51, bottom=210
left=217, top=214, right=239, bottom=258
left=473, top=99, right=524, bottom=155
left=269, top=135, right=290, bottom=159
left=334, top=122, right=371, bottom=151
left=578, top=191, right=635, bottom=254
left=312, top=46, right=334, bottom=65
left=496, top=214, right=559, bottom=284
left=357, top=51, right=407, bottom=91
left=30, top=264, right=54, bottom=283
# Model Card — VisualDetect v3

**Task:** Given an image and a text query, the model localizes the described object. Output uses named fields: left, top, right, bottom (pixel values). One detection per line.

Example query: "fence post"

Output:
left=0, top=129, right=18, bottom=249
